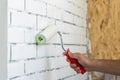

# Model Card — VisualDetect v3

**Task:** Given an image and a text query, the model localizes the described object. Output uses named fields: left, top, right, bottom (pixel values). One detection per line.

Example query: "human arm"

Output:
left=68, top=53, right=120, bottom=75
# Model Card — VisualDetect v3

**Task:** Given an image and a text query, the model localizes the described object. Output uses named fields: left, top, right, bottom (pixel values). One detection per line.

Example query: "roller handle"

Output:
left=64, top=48, right=86, bottom=74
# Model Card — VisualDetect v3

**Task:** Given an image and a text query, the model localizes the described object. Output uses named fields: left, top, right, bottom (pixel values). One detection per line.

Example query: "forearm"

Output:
left=91, top=60, right=120, bottom=75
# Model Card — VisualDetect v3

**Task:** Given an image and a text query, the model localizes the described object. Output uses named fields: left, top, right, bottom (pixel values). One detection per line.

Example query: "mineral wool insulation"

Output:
left=88, top=0, right=120, bottom=60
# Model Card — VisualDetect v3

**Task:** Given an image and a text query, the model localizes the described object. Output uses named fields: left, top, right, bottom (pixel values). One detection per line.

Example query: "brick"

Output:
left=56, top=21, right=87, bottom=35
left=8, top=27, right=24, bottom=43
left=46, top=71, right=58, bottom=80
left=62, top=11, right=74, bottom=23
left=26, top=0, right=46, bottom=15
left=82, top=19, right=87, bottom=27
left=50, top=0, right=71, bottom=12
left=46, top=33, right=87, bottom=45
left=64, top=45, right=87, bottom=54
left=37, top=16, right=55, bottom=30
left=63, top=1, right=74, bottom=13
left=11, top=44, right=36, bottom=60
left=36, top=45, right=48, bottom=57
left=72, top=6, right=80, bottom=16
left=43, top=45, right=57, bottom=56
left=67, top=73, right=88, bottom=80
left=77, top=8, right=84, bottom=17
left=11, top=11, right=36, bottom=28
left=40, top=0, right=53, bottom=5
left=25, top=59, right=46, bottom=73
left=78, top=8, right=87, bottom=20
left=57, top=0, right=71, bottom=11
left=24, top=29, right=38, bottom=43
left=47, top=5, right=62, bottom=19
left=48, top=58, right=57, bottom=68
left=37, top=45, right=61, bottom=57
left=52, top=0, right=63, bottom=7
left=62, top=34, right=87, bottom=45
left=73, top=16, right=83, bottom=26
left=23, top=73, right=46, bottom=80
left=37, top=45, right=60, bottom=57
left=56, top=67, right=75, bottom=79
left=8, top=61, right=24, bottom=78
left=8, top=0, right=24, bottom=11
left=50, top=57, right=68, bottom=68
left=79, top=0, right=87, bottom=11
left=55, top=45, right=64, bottom=56
left=46, top=34, right=60, bottom=44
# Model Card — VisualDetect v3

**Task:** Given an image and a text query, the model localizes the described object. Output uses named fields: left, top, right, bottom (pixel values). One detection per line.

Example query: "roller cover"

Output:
left=36, top=25, right=58, bottom=44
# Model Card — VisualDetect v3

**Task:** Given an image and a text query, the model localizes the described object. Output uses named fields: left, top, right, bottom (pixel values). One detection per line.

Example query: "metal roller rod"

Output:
left=57, top=32, right=66, bottom=51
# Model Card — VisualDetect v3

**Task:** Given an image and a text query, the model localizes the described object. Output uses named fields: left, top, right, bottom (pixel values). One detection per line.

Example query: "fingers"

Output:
left=69, top=53, right=82, bottom=60
left=64, top=52, right=84, bottom=73
left=74, top=67, right=81, bottom=73
left=70, top=64, right=81, bottom=73
left=65, top=53, right=81, bottom=73
left=70, top=64, right=77, bottom=68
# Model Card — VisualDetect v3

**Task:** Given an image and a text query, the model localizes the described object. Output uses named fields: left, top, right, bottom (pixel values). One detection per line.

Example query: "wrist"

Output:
left=89, top=59, right=99, bottom=70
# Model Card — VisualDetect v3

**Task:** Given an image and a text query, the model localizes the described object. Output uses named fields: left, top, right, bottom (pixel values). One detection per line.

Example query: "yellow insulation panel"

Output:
left=88, top=0, right=120, bottom=60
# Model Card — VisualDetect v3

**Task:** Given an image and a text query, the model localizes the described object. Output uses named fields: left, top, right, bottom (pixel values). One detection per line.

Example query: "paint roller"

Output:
left=36, top=25, right=86, bottom=74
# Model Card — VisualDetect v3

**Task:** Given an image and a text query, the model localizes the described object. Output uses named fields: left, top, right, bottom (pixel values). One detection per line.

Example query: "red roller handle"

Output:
left=64, top=48, right=86, bottom=74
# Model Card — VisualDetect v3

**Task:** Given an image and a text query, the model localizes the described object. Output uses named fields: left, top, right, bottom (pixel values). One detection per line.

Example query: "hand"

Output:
left=67, top=52, right=94, bottom=73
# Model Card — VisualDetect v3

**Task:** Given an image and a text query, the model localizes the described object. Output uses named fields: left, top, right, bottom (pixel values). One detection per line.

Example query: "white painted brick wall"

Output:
left=8, top=61, right=24, bottom=78
left=24, top=29, right=38, bottom=43
left=62, top=34, right=87, bottom=44
left=11, top=11, right=36, bottom=28
left=24, top=73, right=47, bottom=80
left=54, top=57, right=68, bottom=67
left=11, top=44, right=36, bottom=60
left=25, top=59, right=46, bottom=74
left=62, top=11, right=74, bottom=23
left=8, top=27, right=24, bottom=43
left=56, top=21, right=87, bottom=34
left=26, top=0, right=46, bottom=15
left=7, top=0, right=88, bottom=80
left=47, top=5, right=62, bottom=20
left=37, top=16, right=55, bottom=30
left=64, top=45, right=87, bottom=54
left=36, top=45, right=48, bottom=57
left=56, top=67, right=76, bottom=79
left=9, top=73, right=47, bottom=80
left=73, top=16, right=83, bottom=27
left=8, top=0, right=24, bottom=11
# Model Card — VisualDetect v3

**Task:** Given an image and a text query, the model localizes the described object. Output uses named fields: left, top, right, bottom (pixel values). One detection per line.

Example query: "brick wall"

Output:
left=7, top=0, right=89, bottom=80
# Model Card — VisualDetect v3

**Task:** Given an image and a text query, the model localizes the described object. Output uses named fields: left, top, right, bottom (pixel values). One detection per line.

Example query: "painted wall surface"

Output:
left=7, top=0, right=88, bottom=80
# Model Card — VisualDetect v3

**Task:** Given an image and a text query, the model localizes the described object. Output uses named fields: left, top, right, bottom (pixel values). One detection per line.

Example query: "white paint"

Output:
left=47, top=5, right=62, bottom=19
left=7, top=0, right=88, bottom=80
left=8, top=61, right=24, bottom=78
left=8, top=0, right=24, bottom=11
left=11, top=44, right=36, bottom=60
left=11, top=11, right=36, bottom=28
left=25, top=59, right=46, bottom=74
left=8, top=27, right=25, bottom=43
left=26, top=0, right=46, bottom=15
